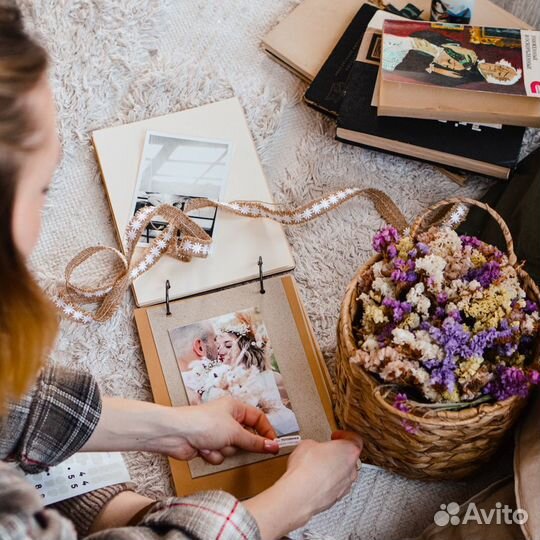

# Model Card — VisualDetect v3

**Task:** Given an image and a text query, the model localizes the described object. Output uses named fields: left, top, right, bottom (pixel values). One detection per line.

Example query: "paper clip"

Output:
left=276, top=435, right=301, bottom=449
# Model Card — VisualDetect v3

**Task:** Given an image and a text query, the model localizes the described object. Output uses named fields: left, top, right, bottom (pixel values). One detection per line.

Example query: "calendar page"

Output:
left=20, top=452, right=131, bottom=505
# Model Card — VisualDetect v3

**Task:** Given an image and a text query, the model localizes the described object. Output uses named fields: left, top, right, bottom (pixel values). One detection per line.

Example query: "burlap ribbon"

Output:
left=53, top=188, right=411, bottom=324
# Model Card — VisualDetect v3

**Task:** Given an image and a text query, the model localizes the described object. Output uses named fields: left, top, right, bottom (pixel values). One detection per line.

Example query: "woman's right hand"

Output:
left=244, top=431, right=363, bottom=540
left=282, top=431, right=363, bottom=517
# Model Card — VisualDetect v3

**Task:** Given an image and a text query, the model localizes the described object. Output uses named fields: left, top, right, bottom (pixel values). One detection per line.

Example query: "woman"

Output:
left=0, top=6, right=363, bottom=540
left=216, top=314, right=268, bottom=370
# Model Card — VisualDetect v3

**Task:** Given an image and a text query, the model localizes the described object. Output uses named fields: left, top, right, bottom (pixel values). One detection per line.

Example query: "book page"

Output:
left=20, top=453, right=130, bottom=505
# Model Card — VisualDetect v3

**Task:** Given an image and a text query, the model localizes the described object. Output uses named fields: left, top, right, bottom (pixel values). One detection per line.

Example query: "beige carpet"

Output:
left=19, top=1, right=540, bottom=538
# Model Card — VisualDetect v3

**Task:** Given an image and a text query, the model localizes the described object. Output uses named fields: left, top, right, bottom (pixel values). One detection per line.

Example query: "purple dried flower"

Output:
left=530, top=370, right=540, bottom=385
left=419, top=321, right=431, bottom=331
left=429, top=317, right=471, bottom=363
left=430, top=362, right=457, bottom=393
left=393, top=393, right=410, bottom=413
left=402, top=420, right=419, bottom=434
left=484, top=366, right=531, bottom=401
left=383, top=298, right=412, bottom=323
left=461, top=235, right=482, bottom=249
left=423, top=358, right=440, bottom=370
left=497, top=342, right=519, bottom=357
left=372, top=226, right=400, bottom=254
left=391, top=268, right=407, bottom=282
left=377, top=323, right=396, bottom=345
left=524, top=300, right=539, bottom=315
left=437, top=292, right=449, bottom=305
left=466, top=261, right=502, bottom=288
left=391, top=258, right=417, bottom=284
left=434, top=307, right=446, bottom=319
left=406, top=271, right=419, bottom=283
left=417, top=242, right=430, bottom=255
left=387, top=244, right=398, bottom=259
left=468, top=328, right=498, bottom=358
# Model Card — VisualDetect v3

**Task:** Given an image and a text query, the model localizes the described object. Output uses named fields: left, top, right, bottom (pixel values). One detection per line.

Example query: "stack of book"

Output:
left=263, top=0, right=540, bottom=180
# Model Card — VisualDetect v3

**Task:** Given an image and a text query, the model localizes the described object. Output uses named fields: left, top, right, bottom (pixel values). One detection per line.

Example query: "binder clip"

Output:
left=165, top=280, right=172, bottom=316
left=258, top=256, right=266, bottom=295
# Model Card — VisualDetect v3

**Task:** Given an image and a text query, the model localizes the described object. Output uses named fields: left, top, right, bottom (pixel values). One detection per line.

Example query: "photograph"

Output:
left=131, top=131, right=232, bottom=246
left=382, top=21, right=527, bottom=95
left=168, top=307, right=300, bottom=437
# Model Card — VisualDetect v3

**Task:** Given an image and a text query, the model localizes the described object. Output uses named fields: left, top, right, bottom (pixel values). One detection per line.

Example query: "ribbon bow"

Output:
left=53, top=188, right=409, bottom=324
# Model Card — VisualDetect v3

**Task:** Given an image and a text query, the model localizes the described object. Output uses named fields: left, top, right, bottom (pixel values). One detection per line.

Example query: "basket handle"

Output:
left=410, top=197, right=518, bottom=267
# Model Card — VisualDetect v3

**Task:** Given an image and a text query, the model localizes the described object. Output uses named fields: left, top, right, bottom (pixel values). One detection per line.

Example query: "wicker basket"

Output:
left=334, top=197, right=540, bottom=480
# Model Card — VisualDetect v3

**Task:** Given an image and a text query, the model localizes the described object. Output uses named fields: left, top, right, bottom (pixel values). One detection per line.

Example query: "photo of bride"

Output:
left=168, top=308, right=300, bottom=437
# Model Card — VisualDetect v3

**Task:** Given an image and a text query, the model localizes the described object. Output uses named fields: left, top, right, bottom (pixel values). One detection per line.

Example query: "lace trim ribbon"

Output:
left=53, top=188, right=409, bottom=323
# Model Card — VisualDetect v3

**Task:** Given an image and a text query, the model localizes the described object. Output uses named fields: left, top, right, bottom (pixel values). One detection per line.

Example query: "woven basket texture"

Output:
left=334, top=198, right=540, bottom=480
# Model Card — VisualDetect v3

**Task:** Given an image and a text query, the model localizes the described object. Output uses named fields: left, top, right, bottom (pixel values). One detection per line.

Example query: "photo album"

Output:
left=92, top=97, right=336, bottom=499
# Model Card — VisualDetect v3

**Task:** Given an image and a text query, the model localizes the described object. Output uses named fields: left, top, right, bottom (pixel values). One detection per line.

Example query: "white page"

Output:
left=20, top=452, right=130, bottom=505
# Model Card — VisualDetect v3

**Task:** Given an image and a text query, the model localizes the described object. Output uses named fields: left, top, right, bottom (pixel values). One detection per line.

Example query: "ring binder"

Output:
left=165, top=280, right=172, bottom=316
left=258, top=256, right=266, bottom=294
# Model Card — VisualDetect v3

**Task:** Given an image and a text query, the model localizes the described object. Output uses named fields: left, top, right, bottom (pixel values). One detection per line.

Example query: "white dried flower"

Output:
left=415, top=254, right=447, bottom=286
left=406, top=282, right=431, bottom=316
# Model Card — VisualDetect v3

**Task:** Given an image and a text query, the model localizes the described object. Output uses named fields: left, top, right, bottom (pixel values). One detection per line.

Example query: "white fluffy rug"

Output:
left=19, top=1, right=540, bottom=538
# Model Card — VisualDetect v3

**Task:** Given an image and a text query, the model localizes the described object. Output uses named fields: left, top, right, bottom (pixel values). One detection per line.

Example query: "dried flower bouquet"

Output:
left=352, top=225, right=540, bottom=412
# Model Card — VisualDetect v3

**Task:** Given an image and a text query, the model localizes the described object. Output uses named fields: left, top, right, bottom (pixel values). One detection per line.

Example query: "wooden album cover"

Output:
left=134, top=274, right=336, bottom=500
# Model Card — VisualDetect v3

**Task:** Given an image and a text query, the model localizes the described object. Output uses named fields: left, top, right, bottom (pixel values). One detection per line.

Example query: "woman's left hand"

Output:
left=83, top=396, right=279, bottom=464
left=153, top=396, right=279, bottom=464
left=150, top=397, right=279, bottom=464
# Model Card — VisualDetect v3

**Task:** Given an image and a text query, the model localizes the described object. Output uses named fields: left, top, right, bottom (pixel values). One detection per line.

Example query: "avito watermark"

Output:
left=434, top=501, right=528, bottom=527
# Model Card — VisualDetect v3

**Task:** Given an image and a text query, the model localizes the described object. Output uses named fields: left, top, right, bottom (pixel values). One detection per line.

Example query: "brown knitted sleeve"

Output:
left=49, top=482, right=135, bottom=538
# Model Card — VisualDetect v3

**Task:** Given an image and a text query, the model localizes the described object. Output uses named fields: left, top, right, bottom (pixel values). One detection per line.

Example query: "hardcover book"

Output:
left=261, top=0, right=528, bottom=83
left=261, top=0, right=366, bottom=82
left=378, top=21, right=540, bottom=127
left=303, top=3, right=379, bottom=116
left=336, top=57, right=525, bottom=179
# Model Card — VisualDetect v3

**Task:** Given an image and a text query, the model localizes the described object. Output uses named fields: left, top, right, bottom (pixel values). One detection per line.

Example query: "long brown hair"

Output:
left=0, top=6, right=58, bottom=405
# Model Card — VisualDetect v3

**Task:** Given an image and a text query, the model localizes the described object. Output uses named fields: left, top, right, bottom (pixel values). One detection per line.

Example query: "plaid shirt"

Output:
left=0, top=365, right=260, bottom=540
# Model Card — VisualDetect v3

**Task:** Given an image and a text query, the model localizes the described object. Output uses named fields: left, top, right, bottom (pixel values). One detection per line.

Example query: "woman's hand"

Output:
left=244, top=431, right=363, bottom=540
left=152, top=397, right=280, bottom=464
left=83, top=397, right=279, bottom=465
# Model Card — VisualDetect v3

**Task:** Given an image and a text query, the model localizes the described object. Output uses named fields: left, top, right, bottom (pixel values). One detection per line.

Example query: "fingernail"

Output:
left=200, top=449, right=211, bottom=456
left=264, top=439, right=278, bottom=452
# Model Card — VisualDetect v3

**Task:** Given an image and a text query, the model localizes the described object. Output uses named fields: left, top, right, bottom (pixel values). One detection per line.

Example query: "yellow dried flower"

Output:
left=470, top=252, right=487, bottom=268
left=457, top=357, right=483, bottom=379
left=362, top=304, right=388, bottom=333
left=464, top=286, right=513, bottom=331
left=398, top=237, right=415, bottom=259
left=442, top=388, right=460, bottom=402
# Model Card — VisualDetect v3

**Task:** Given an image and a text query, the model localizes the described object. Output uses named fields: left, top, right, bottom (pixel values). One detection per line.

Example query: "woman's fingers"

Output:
left=220, top=446, right=238, bottom=458
left=232, top=424, right=279, bottom=454
left=331, top=430, right=364, bottom=453
left=235, top=402, right=277, bottom=440
left=199, top=449, right=225, bottom=465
